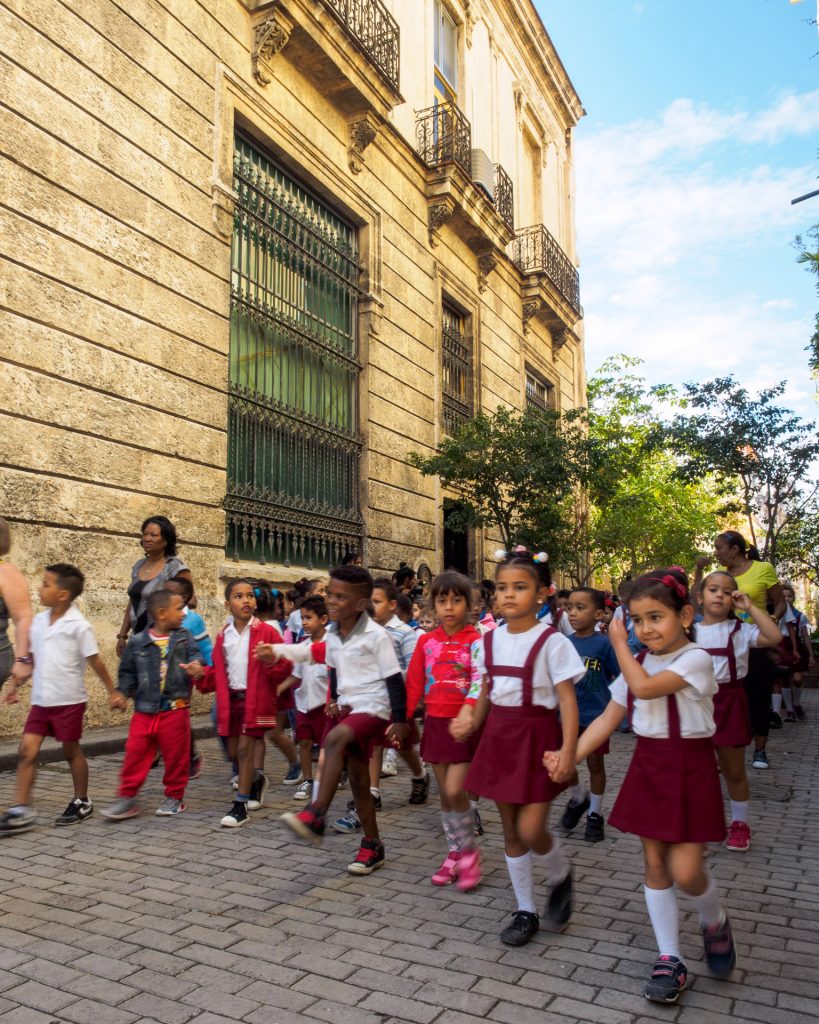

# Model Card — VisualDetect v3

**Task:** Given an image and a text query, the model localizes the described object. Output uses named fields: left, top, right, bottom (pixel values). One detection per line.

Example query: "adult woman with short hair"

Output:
left=0, top=517, right=34, bottom=689
left=116, top=516, right=192, bottom=658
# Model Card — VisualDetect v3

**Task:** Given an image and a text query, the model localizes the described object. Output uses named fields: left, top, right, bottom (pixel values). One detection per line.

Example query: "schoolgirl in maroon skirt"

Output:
left=451, top=549, right=585, bottom=949
left=545, top=568, right=737, bottom=1006
left=405, top=572, right=484, bottom=891
left=695, top=572, right=782, bottom=853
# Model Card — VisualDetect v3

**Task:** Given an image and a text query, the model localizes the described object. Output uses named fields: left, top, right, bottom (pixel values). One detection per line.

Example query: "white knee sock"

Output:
left=687, top=875, right=723, bottom=927
left=312, top=780, right=320, bottom=802
left=644, top=886, right=681, bottom=958
left=505, top=852, right=536, bottom=914
left=772, top=693, right=783, bottom=714
left=589, top=792, right=604, bottom=816
left=730, top=799, right=749, bottom=824
left=532, top=838, right=569, bottom=885
left=782, top=687, right=794, bottom=712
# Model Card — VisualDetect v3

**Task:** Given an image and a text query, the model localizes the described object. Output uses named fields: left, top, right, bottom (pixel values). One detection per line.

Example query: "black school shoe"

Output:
left=500, top=911, right=540, bottom=946
left=560, top=795, right=590, bottom=831
left=644, top=955, right=688, bottom=1003
left=584, top=812, right=605, bottom=843
left=55, top=798, right=93, bottom=826
left=702, top=915, right=737, bottom=977
left=545, top=870, right=573, bottom=930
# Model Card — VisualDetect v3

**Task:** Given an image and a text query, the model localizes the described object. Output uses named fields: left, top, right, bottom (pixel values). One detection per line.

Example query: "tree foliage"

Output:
left=794, top=224, right=819, bottom=375
left=667, top=377, right=819, bottom=563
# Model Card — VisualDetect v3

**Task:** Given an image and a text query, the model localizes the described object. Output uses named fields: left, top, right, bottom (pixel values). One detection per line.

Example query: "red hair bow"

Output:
left=660, top=569, right=688, bottom=600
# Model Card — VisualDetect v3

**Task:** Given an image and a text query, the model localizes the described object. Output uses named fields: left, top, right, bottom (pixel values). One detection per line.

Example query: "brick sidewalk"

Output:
left=0, top=694, right=815, bottom=1024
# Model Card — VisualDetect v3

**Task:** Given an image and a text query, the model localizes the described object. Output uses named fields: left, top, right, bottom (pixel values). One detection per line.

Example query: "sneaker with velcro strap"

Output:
left=644, top=955, right=688, bottom=1003
left=702, top=915, right=737, bottom=977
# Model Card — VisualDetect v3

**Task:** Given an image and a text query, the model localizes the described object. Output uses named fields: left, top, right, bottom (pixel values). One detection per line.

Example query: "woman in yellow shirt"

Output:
left=712, top=531, right=786, bottom=771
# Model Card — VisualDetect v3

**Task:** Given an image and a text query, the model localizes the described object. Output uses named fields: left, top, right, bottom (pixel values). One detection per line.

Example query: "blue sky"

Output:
left=535, top=0, right=819, bottom=419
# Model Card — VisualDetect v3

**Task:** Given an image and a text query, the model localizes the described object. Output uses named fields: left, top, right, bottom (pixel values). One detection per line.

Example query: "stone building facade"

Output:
left=0, top=0, right=585, bottom=730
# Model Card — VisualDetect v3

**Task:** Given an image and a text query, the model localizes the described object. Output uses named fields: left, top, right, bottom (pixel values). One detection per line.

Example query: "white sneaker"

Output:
left=155, top=797, right=186, bottom=816
left=380, top=750, right=398, bottom=778
left=293, top=779, right=313, bottom=801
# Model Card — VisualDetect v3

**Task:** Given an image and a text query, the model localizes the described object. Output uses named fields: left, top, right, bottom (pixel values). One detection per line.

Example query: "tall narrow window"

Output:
left=442, top=302, right=472, bottom=435
left=434, top=0, right=458, bottom=103
left=525, top=368, right=556, bottom=415
left=227, top=135, right=363, bottom=568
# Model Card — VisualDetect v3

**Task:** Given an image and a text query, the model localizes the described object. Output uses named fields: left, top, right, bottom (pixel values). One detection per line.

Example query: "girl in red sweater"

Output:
left=405, top=572, right=483, bottom=890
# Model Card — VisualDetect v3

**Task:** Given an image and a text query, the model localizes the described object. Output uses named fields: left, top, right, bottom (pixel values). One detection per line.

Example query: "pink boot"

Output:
left=431, top=852, right=460, bottom=886
left=456, top=847, right=482, bottom=891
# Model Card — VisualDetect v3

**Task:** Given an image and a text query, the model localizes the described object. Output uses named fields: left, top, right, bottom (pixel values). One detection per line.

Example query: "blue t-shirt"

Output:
left=182, top=609, right=213, bottom=666
left=569, top=632, right=620, bottom=727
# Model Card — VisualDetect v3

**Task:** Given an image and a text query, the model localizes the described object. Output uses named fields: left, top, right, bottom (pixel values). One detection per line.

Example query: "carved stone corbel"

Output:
left=552, top=328, right=570, bottom=351
left=348, top=113, right=379, bottom=174
left=522, top=300, right=540, bottom=334
left=476, top=245, right=498, bottom=293
left=211, top=180, right=237, bottom=239
left=428, top=199, right=455, bottom=246
left=252, top=6, right=293, bottom=86
left=464, top=0, right=480, bottom=48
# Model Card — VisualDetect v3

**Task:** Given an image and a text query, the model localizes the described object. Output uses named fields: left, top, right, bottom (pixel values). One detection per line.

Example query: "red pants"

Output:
left=119, top=710, right=190, bottom=800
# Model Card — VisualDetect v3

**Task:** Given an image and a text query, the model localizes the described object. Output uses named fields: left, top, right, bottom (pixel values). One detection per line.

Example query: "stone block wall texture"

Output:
left=0, top=0, right=585, bottom=734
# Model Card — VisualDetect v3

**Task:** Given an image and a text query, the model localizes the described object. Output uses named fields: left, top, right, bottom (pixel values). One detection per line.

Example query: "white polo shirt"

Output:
left=609, top=643, right=717, bottom=738
left=30, top=606, right=99, bottom=707
left=223, top=618, right=255, bottom=691
left=275, top=614, right=400, bottom=719
left=292, top=650, right=330, bottom=714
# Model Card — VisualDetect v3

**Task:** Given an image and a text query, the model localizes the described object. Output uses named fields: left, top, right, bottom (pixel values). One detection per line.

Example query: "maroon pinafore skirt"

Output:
left=703, top=621, right=752, bottom=748
left=421, top=715, right=484, bottom=764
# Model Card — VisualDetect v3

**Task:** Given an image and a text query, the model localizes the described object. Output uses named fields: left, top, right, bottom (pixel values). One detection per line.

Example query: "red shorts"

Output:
left=579, top=724, right=609, bottom=757
left=227, top=693, right=267, bottom=739
left=295, top=705, right=328, bottom=743
left=328, top=711, right=387, bottom=761
left=24, top=702, right=86, bottom=743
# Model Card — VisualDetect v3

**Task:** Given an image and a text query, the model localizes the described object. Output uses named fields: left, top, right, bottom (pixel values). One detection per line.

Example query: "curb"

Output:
left=0, top=715, right=216, bottom=773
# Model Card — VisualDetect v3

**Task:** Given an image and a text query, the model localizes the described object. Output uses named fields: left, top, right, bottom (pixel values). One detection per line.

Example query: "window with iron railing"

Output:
left=525, top=369, right=556, bottom=415
left=227, top=136, right=363, bottom=568
left=442, top=303, right=472, bottom=436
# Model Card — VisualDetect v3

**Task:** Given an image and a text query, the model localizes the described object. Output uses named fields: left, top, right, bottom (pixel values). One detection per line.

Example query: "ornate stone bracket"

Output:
left=522, top=299, right=540, bottom=335
left=428, top=198, right=455, bottom=246
left=552, top=327, right=575, bottom=352
left=476, top=247, right=498, bottom=293
left=464, top=0, right=482, bottom=48
left=211, top=179, right=237, bottom=240
left=348, top=113, right=380, bottom=174
left=252, top=5, right=293, bottom=86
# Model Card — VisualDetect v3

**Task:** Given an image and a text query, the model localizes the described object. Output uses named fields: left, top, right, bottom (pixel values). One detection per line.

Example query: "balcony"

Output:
left=248, top=0, right=403, bottom=130
left=416, top=102, right=516, bottom=284
left=320, top=0, right=399, bottom=93
left=511, top=224, right=582, bottom=339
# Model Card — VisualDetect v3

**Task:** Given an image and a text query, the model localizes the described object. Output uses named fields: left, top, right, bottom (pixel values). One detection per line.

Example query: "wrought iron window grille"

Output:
left=227, top=138, right=363, bottom=568
left=416, top=102, right=472, bottom=175
left=525, top=372, right=555, bottom=415
left=442, top=305, right=472, bottom=436
left=494, top=163, right=514, bottom=231
left=512, top=224, right=581, bottom=316
left=320, top=0, right=400, bottom=92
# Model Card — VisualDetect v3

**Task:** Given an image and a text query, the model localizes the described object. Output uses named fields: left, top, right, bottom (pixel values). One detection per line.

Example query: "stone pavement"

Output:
left=0, top=696, right=816, bottom=1024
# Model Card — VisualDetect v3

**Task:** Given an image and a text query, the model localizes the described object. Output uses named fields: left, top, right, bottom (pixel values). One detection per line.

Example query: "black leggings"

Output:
left=743, top=647, right=774, bottom=741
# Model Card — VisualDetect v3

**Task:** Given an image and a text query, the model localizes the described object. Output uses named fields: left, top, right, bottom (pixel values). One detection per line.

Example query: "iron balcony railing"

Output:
left=512, top=224, right=581, bottom=316
left=494, top=163, right=514, bottom=231
left=320, top=0, right=400, bottom=92
left=416, top=101, right=472, bottom=175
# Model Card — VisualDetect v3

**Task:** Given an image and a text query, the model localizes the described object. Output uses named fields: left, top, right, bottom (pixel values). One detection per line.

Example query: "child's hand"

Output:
left=449, top=706, right=474, bottom=741
left=550, top=748, right=576, bottom=784
left=608, top=617, right=628, bottom=647
left=385, top=722, right=408, bottom=748
left=253, top=643, right=277, bottom=662
left=732, top=590, right=751, bottom=613
left=0, top=684, right=20, bottom=706
left=326, top=700, right=340, bottom=718
left=109, top=692, right=127, bottom=711
left=180, top=661, right=204, bottom=680
left=542, top=750, right=561, bottom=777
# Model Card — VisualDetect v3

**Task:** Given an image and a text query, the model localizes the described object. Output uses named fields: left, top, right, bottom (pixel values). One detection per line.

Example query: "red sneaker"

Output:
left=456, top=848, right=482, bottom=892
left=725, top=820, right=751, bottom=852
left=347, top=837, right=385, bottom=875
left=280, top=805, right=325, bottom=843
left=431, top=853, right=460, bottom=886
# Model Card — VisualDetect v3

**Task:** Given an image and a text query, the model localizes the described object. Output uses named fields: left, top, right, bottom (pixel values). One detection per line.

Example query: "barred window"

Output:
left=226, top=135, right=363, bottom=568
left=525, top=369, right=555, bottom=414
left=442, top=302, right=472, bottom=436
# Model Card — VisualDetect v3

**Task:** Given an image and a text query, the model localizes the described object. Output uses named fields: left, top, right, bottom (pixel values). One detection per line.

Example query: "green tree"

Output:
left=408, top=406, right=594, bottom=554
left=667, top=377, right=819, bottom=563
left=776, top=495, right=819, bottom=587
left=794, top=223, right=819, bottom=375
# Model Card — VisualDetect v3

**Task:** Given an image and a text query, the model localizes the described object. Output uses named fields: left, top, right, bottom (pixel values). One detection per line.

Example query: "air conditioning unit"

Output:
left=470, top=148, right=494, bottom=200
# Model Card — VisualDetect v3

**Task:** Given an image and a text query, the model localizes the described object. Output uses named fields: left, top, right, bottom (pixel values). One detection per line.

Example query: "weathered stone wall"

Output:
left=0, top=0, right=585, bottom=734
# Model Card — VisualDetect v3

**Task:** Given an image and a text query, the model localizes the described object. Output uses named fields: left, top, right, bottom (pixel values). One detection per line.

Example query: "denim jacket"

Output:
left=118, top=628, right=201, bottom=713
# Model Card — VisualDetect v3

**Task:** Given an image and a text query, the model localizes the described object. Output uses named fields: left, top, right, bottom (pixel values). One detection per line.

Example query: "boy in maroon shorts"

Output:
left=261, top=566, right=408, bottom=875
left=0, top=564, right=125, bottom=832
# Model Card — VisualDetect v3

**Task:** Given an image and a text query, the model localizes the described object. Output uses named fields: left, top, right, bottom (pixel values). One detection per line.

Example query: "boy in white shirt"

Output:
left=0, top=564, right=124, bottom=832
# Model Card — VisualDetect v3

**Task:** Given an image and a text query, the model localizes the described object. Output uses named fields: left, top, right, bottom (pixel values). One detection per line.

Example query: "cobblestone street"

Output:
left=0, top=697, right=815, bottom=1024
